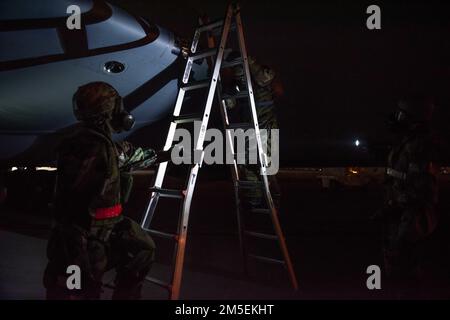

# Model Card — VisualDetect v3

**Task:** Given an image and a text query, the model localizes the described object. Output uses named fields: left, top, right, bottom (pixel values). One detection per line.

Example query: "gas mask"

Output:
left=109, top=96, right=135, bottom=133
left=387, top=108, right=409, bottom=133
left=253, top=67, right=275, bottom=88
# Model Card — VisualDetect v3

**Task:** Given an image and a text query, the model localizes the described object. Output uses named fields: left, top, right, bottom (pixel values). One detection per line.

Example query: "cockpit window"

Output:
left=86, top=4, right=146, bottom=50
left=0, top=29, right=64, bottom=62
left=0, top=1, right=159, bottom=69
left=0, top=0, right=93, bottom=21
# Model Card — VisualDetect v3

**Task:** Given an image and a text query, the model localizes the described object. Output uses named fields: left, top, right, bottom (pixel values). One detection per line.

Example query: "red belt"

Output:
left=94, top=204, right=122, bottom=220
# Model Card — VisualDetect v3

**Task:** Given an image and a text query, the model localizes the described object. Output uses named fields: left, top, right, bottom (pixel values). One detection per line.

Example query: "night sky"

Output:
left=110, top=0, right=450, bottom=166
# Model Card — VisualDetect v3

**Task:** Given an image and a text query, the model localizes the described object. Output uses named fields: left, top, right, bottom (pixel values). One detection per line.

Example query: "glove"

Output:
left=224, top=97, right=237, bottom=109
left=120, top=148, right=157, bottom=171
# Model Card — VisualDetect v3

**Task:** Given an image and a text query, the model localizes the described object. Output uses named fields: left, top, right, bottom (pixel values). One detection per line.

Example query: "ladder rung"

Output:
left=227, top=122, right=254, bottom=130
left=248, top=254, right=286, bottom=265
left=181, top=79, right=210, bottom=91
left=250, top=208, right=271, bottom=215
left=144, top=228, right=178, bottom=241
left=145, top=276, right=172, bottom=290
left=222, top=90, right=248, bottom=100
left=150, top=187, right=185, bottom=199
left=189, top=48, right=217, bottom=61
left=211, top=22, right=236, bottom=36
left=244, top=231, right=278, bottom=241
left=237, top=180, right=264, bottom=189
left=197, top=19, right=224, bottom=32
left=221, top=57, right=243, bottom=69
left=173, top=113, right=203, bottom=124
left=103, top=282, right=115, bottom=289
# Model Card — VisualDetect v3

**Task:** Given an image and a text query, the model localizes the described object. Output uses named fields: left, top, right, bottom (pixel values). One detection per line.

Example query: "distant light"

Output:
left=355, top=139, right=360, bottom=147
left=9, top=166, right=57, bottom=172
left=36, top=167, right=57, bottom=171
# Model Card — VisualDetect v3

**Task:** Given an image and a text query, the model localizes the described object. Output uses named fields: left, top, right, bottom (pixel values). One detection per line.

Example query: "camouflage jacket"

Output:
left=384, top=127, right=439, bottom=235
left=231, top=67, right=279, bottom=130
left=55, top=124, right=126, bottom=229
left=252, top=82, right=278, bottom=131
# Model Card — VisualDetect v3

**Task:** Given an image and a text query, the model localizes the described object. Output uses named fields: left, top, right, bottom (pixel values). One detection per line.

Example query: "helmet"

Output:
left=73, top=82, right=135, bottom=132
left=397, top=94, right=434, bottom=123
left=388, top=93, right=434, bottom=132
left=73, top=82, right=118, bottom=121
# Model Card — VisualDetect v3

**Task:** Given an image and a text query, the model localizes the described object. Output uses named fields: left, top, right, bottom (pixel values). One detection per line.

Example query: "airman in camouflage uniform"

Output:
left=378, top=94, right=439, bottom=296
left=43, top=82, right=159, bottom=300
left=226, top=56, right=281, bottom=208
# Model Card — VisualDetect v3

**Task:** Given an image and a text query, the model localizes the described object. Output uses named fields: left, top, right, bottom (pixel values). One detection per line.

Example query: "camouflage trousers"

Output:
left=43, top=216, right=155, bottom=300
left=382, top=207, right=428, bottom=294
left=239, top=118, right=280, bottom=209
left=238, top=165, right=281, bottom=210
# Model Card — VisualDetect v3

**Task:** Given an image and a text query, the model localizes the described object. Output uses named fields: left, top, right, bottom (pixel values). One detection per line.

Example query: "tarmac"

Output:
left=1, top=168, right=450, bottom=299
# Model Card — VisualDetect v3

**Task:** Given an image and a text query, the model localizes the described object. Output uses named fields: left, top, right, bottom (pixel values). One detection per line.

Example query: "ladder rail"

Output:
left=141, top=3, right=299, bottom=299
left=170, top=5, right=235, bottom=300
left=170, top=164, right=200, bottom=299
left=140, top=9, right=201, bottom=230
left=207, top=12, right=248, bottom=276
left=216, top=75, right=249, bottom=275
left=194, top=9, right=233, bottom=153
left=233, top=4, right=299, bottom=290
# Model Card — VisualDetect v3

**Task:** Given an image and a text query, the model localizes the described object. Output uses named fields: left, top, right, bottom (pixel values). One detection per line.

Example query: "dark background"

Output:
left=110, top=0, right=450, bottom=166
left=2, top=1, right=450, bottom=299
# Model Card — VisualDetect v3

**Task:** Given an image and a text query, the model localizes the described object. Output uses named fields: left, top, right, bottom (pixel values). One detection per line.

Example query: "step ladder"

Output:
left=140, top=2, right=298, bottom=300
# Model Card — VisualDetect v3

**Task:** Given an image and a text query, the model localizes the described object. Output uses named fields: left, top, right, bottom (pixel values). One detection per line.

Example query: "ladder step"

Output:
left=197, top=19, right=224, bottom=32
left=189, top=48, right=217, bottom=61
left=181, top=79, right=210, bottom=91
left=248, top=254, right=286, bottom=265
left=150, top=187, right=185, bottom=199
left=237, top=180, right=264, bottom=189
left=144, top=228, right=178, bottom=241
left=227, top=122, right=254, bottom=130
left=221, top=57, right=243, bottom=69
left=145, top=276, right=172, bottom=291
left=250, top=208, right=271, bottom=215
left=211, top=22, right=236, bottom=36
left=222, top=90, right=249, bottom=100
left=103, top=282, right=115, bottom=289
left=244, top=230, right=278, bottom=241
left=173, top=113, right=203, bottom=124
